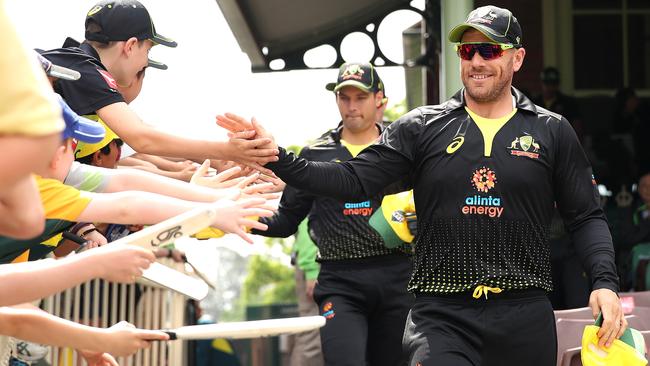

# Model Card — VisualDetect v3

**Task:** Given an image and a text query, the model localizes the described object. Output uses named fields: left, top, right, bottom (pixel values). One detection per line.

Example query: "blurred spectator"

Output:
left=532, top=67, right=584, bottom=140
left=187, top=300, right=241, bottom=366
left=613, top=87, right=650, bottom=173
left=619, top=173, right=650, bottom=290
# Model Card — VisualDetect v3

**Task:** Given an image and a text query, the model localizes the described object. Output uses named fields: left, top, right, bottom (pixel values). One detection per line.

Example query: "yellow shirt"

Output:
left=9, top=177, right=93, bottom=262
left=465, top=107, right=518, bottom=157
left=0, top=4, right=64, bottom=136
left=341, top=140, right=372, bottom=158
left=36, top=176, right=92, bottom=220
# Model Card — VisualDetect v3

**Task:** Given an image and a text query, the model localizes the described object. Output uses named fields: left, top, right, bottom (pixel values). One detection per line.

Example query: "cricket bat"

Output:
left=109, top=206, right=218, bottom=251
left=138, top=262, right=209, bottom=300
left=110, top=206, right=218, bottom=300
left=161, top=316, right=326, bottom=340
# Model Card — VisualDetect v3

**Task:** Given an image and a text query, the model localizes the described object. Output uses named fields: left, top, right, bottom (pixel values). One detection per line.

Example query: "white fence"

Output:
left=40, top=259, right=189, bottom=366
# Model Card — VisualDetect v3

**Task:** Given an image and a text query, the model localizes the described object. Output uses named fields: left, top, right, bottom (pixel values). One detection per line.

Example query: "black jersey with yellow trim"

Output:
left=40, top=39, right=125, bottom=116
left=267, top=87, right=619, bottom=294
left=253, top=122, right=410, bottom=261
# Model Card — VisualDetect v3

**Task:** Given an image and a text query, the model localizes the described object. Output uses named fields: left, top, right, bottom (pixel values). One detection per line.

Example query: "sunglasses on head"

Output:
left=455, top=42, right=514, bottom=61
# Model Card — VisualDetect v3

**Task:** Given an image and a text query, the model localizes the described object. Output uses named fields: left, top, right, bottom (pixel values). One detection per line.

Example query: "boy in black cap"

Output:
left=40, top=0, right=277, bottom=174
left=217, top=5, right=624, bottom=366
left=248, top=62, right=414, bottom=366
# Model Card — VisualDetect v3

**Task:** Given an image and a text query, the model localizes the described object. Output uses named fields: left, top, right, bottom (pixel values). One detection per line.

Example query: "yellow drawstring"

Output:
left=472, top=285, right=502, bottom=299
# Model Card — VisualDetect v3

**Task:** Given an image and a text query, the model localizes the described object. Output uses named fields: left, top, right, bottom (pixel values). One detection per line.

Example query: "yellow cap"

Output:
left=193, top=227, right=225, bottom=240
left=191, top=216, right=259, bottom=240
left=581, top=325, right=648, bottom=366
left=74, top=116, right=119, bottom=158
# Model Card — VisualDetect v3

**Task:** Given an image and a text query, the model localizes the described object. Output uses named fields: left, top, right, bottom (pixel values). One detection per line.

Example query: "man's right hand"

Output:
left=216, top=113, right=279, bottom=174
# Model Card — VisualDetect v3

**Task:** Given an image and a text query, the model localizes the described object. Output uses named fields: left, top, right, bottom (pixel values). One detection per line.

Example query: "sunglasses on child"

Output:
left=455, top=42, right=515, bottom=61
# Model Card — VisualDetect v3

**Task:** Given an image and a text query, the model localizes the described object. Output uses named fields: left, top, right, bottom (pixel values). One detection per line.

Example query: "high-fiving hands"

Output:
left=208, top=190, right=275, bottom=243
left=191, top=160, right=281, bottom=200
left=216, top=113, right=279, bottom=175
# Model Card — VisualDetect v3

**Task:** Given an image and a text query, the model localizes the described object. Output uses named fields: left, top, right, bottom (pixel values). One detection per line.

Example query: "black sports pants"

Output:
left=314, top=254, right=414, bottom=366
left=402, top=290, right=557, bottom=366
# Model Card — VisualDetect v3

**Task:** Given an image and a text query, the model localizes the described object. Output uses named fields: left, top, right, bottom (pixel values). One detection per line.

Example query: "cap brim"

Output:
left=49, top=64, right=81, bottom=81
left=152, top=33, right=177, bottom=48
left=75, top=120, right=119, bottom=158
left=332, top=80, right=372, bottom=93
left=59, top=95, right=106, bottom=143
left=148, top=58, right=168, bottom=70
left=72, top=116, right=107, bottom=143
left=325, top=82, right=337, bottom=91
left=448, top=23, right=506, bottom=44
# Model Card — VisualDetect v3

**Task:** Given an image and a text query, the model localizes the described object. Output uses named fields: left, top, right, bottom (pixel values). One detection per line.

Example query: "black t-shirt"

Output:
left=40, top=39, right=124, bottom=115
left=267, top=88, right=619, bottom=295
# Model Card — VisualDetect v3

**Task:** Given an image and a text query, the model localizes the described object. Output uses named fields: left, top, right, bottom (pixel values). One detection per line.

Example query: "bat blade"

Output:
left=110, top=206, right=217, bottom=250
left=163, top=316, right=326, bottom=340
left=140, top=262, right=209, bottom=300
left=109, top=206, right=217, bottom=299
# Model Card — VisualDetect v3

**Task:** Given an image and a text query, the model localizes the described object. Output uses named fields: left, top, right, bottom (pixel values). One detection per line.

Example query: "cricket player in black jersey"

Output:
left=250, top=63, right=414, bottom=366
left=217, top=5, right=624, bottom=366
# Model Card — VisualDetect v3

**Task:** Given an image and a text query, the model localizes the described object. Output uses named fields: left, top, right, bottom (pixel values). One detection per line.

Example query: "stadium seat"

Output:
left=620, top=291, right=650, bottom=307
left=559, top=347, right=581, bottom=366
left=556, top=318, right=592, bottom=366
left=554, top=307, right=592, bottom=321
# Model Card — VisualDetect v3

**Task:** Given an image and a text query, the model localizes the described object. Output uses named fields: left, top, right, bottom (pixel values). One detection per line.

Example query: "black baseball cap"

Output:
left=85, top=0, right=177, bottom=48
left=325, top=62, right=386, bottom=96
left=448, top=5, right=523, bottom=47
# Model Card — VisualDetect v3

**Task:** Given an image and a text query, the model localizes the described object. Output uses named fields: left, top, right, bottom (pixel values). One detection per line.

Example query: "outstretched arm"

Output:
left=97, top=102, right=279, bottom=173
left=216, top=113, right=418, bottom=201
left=0, top=243, right=155, bottom=306
left=0, top=308, right=167, bottom=357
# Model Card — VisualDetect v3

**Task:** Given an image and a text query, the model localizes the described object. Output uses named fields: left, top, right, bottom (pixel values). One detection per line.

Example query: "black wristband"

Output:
left=81, top=227, right=98, bottom=237
left=70, top=222, right=92, bottom=235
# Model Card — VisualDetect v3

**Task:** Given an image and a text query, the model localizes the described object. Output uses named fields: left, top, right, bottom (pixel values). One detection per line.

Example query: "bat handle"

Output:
left=162, top=330, right=177, bottom=340
left=62, top=231, right=88, bottom=245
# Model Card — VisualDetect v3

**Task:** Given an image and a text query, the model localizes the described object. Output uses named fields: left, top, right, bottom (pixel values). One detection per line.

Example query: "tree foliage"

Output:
left=241, top=237, right=296, bottom=306
left=384, top=99, right=408, bottom=123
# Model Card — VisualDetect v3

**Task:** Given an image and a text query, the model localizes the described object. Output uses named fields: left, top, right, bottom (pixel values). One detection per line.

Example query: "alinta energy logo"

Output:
left=343, top=200, right=373, bottom=216
left=462, top=167, right=504, bottom=218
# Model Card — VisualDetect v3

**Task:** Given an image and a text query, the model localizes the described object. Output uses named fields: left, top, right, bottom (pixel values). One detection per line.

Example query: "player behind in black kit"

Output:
left=249, top=62, right=414, bottom=366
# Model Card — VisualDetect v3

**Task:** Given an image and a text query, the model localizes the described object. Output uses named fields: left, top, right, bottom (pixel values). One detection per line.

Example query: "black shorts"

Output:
left=314, top=254, right=414, bottom=366
left=403, top=290, right=557, bottom=366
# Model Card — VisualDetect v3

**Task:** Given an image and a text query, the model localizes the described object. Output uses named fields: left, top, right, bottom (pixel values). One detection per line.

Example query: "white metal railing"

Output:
left=39, top=259, right=188, bottom=366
